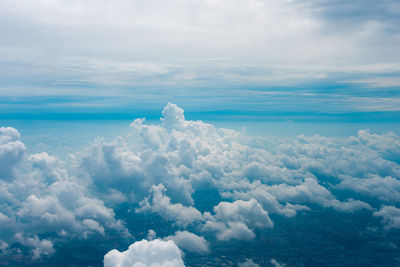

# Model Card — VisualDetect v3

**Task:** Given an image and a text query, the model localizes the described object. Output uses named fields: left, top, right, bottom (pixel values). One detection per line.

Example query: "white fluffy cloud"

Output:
left=78, top=103, right=399, bottom=233
left=136, top=184, right=203, bottom=226
left=164, top=231, right=209, bottom=254
left=0, top=127, right=129, bottom=259
left=104, top=239, right=185, bottom=267
left=1, top=103, right=400, bottom=263
left=203, top=199, right=273, bottom=241
left=338, top=176, right=400, bottom=203
left=261, top=178, right=372, bottom=212
left=0, top=127, right=25, bottom=180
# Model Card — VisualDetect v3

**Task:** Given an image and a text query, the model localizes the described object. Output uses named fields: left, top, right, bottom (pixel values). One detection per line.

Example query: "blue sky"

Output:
left=1, top=0, right=400, bottom=120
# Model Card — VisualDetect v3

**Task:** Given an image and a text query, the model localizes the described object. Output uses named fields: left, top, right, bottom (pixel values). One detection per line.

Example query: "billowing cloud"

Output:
left=104, top=239, right=185, bottom=267
left=261, top=178, right=372, bottom=212
left=15, top=234, right=55, bottom=260
left=203, top=199, right=273, bottom=241
left=0, top=127, right=25, bottom=180
left=338, top=176, right=400, bottom=203
left=0, top=127, right=129, bottom=259
left=1, top=103, right=400, bottom=265
left=136, top=184, right=203, bottom=226
left=164, top=231, right=209, bottom=254
left=374, top=206, right=400, bottom=230
left=76, top=104, right=399, bottom=220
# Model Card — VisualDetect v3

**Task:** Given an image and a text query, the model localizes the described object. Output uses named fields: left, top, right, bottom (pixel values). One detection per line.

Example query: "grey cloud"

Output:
left=374, top=205, right=400, bottom=229
left=238, top=258, right=260, bottom=267
left=270, top=258, right=286, bottom=267
left=306, top=0, right=400, bottom=26
left=1, top=0, right=399, bottom=105
left=0, top=240, right=9, bottom=254
left=15, top=234, right=55, bottom=260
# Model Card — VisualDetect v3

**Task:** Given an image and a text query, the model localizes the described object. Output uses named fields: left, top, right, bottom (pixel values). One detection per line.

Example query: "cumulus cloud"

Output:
left=14, top=180, right=126, bottom=238
left=29, top=152, right=66, bottom=183
left=0, top=127, right=25, bottom=180
left=262, top=178, right=372, bottom=212
left=338, top=176, right=400, bottom=203
left=203, top=199, right=273, bottom=241
left=79, top=103, right=393, bottom=218
left=161, top=103, right=186, bottom=130
left=222, top=180, right=308, bottom=218
left=164, top=231, right=209, bottom=254
left=76, top=103, right=398, bottom=236
left=0, top=240, right=9, bottom=253
left=147, top=229, right=157, bottom=241
left=1, top=103, right=400, bottom=264
left=0, top=127, right=129, bottom=258
left=104, top=239, right=185, bottom=267
left=374, top=206, right=400, bottom=230
left=238, top=258, right=260, bottom=267
left=15, top=234, right=55, bottom=260
left=136, top=184, right=203, bottom=226
left=270, top=258, right=286, bottom=267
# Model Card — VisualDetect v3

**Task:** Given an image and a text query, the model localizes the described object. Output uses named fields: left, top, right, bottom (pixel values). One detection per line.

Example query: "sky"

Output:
left=1, top=1, right=400, bottom=267
left=0, top=0, right=400, bottom=119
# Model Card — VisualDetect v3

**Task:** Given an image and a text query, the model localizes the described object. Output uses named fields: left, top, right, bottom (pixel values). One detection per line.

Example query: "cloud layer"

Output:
left=0, top=103, right=399, bottom=265
left=1, top=0, right=400, bottom=114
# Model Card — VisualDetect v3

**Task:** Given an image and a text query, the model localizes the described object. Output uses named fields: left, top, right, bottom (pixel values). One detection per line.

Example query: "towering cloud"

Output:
left=0, top=127, right=25, bottom=180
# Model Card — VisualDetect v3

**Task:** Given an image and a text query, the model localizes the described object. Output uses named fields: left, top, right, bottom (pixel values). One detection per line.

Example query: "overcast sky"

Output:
left=1, top=0, right=400, bottom=115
